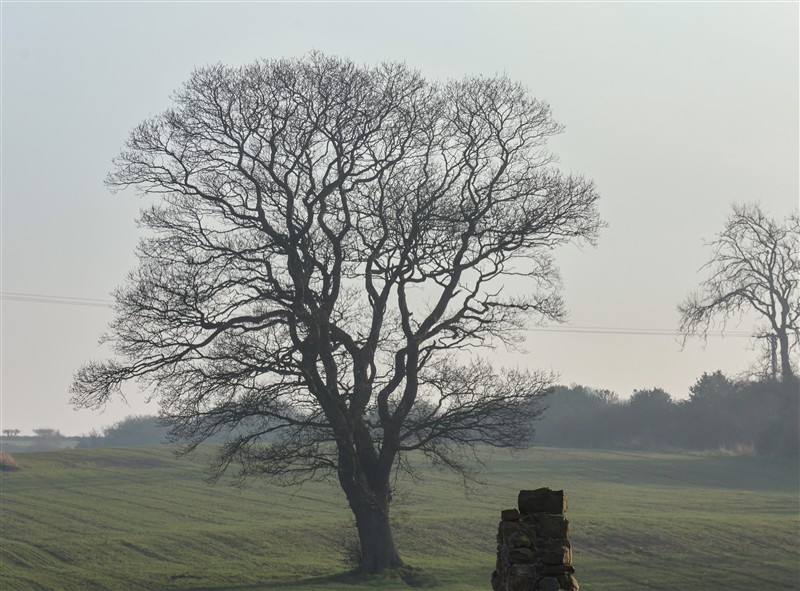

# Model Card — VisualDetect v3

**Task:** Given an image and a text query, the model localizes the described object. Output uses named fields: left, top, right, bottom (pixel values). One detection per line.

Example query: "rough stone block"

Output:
left=518, top=488, right=567, bottom=515
left=534, top=514, right=569, bottom=538
left=541, top=545, right=572, bottom=565
left=509, top=563, right=536, bottom=577
left=543, top=564, right=575, bottom=576
left=539, top=576, right=561, bottom=591
left=491, top=569, right=501, bottom=591
left=508, top=575, right=535, bottom=591
left=557, top=574, right=580, bottom=591
left=509, top=547, right=535, bottom=563
left=535, top=538, right=571, bottom=551
left=499, top=520, right=525, bottom=536
left=508, top=531, right=532, bottom=548
left=502, top=508, right=521, bottom=521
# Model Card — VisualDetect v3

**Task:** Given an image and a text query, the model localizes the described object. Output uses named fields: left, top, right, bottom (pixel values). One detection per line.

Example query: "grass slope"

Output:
left=1, top=446, right=798, bottom=590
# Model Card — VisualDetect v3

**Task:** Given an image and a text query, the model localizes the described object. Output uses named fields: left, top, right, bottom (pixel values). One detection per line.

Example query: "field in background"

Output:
left=1, top=446, right=798, bottom=590
left=0, top=436, right=80, bottom=453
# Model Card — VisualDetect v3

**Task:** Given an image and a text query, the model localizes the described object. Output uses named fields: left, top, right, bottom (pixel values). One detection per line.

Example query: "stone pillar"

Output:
left=491, top=488, right=578, bottom=591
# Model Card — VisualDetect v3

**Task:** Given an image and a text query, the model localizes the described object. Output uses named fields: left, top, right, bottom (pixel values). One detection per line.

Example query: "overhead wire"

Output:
left=0, top=291, right=753, bottom=337
left=1, top=292, right=113, bottom=308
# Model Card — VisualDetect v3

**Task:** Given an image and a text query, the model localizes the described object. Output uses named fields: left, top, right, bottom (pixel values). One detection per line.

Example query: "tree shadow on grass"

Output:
left=185, top=567, right=439, bottom=590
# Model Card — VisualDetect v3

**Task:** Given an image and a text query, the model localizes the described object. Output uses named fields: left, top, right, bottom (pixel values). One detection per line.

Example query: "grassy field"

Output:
left=1, top=446, right=797, bottom=590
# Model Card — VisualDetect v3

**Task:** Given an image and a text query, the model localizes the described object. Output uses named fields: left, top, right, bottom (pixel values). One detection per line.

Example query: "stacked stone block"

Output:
left=491, top=488, right=578, bottom=591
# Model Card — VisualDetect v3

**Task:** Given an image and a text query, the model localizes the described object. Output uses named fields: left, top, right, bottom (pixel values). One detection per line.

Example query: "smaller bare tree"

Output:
left=679, top=203, right=799, bottom=383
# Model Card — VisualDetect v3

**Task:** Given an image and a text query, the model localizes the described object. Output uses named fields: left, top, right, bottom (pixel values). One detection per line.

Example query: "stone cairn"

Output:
left=491, top=488, right=578, bottom=591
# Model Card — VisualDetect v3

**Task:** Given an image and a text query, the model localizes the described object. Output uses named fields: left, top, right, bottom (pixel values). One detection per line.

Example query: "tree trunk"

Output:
left=337, top=459, right=403, bottom=573
left=350, top=496, right=403, bottom=573
left=776, top=330, right=795, bottom=384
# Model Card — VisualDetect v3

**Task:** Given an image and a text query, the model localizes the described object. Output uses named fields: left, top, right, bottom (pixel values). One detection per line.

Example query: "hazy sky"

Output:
left=2, top=2, right=798, bottom=435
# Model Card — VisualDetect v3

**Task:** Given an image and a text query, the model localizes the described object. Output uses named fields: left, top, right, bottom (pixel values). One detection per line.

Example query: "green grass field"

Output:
left=1, top=446, right=798, bottom=590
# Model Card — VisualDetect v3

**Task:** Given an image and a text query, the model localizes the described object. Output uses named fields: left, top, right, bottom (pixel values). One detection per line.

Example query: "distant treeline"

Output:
left=536, top=372, right=799, bottom=457
left=78, top=415, right=172, bottom=448
left=76, top=415, right=239, bottom=449
left=11, top=372, right=794, bottom=458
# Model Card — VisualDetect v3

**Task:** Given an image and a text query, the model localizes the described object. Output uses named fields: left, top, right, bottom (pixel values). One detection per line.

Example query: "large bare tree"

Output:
left=72, top=54, right=601, bottom=573
left=679, top=203, right=799, bottom=384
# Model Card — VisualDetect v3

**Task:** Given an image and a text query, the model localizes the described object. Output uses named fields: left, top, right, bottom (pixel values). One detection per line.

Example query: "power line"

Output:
left=0, top=291, right=754, bottom=337
left=526, top=326, right=750, bottom=337
left=2, top=291, right=113, bottom=303
left=1, top=292, right=113, bottom=308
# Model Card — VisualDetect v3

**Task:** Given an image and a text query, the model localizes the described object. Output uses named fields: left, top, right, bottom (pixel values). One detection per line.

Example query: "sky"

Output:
left=1, top=2, right=798, bottom=436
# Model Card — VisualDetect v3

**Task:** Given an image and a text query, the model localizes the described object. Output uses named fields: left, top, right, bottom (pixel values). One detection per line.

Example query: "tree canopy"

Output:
left=72, top=54, right=602, bottom=573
